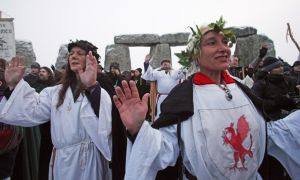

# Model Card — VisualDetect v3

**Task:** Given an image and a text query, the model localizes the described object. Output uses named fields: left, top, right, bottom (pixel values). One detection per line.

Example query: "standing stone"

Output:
left=234, top=34, right=275, bottom=67
left=114, top=34, right=160, bottom=46
left=55, top=44, right=68, bottom=70
left=16, top=40, right=36, bottom=72
left=105, top=44, right=131, bottom=71
left=160, top=33, right=189, bottom=46
left=149, top=44, right=171, bottom=69
left=231, top=27, right=257, bottom=38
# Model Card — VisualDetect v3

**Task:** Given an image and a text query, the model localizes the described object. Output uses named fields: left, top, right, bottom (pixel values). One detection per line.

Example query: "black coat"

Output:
left=251, top=74, right=297, bottom=120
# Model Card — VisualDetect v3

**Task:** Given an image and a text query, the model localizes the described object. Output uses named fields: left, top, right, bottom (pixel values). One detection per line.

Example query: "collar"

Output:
left=193, top=71, right=235, bottom=85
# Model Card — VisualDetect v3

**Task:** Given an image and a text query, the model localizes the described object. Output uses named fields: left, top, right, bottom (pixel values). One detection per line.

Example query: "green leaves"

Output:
left=175, top=51, right=192, bottom=68
left=208, top=16, right=226, bottom=31
left=176, top=16, right=236, bottom=69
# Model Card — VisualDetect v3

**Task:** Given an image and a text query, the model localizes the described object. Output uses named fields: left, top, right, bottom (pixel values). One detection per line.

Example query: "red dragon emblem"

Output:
left=223, top=115, right=253, bottom=170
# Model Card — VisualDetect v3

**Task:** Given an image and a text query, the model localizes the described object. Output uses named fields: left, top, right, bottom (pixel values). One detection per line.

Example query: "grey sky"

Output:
left=2, top=0, right=300, bottom=70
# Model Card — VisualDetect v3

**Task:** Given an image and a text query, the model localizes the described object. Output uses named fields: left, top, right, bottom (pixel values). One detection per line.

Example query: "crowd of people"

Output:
left=0, top=17, right=300, bottom=180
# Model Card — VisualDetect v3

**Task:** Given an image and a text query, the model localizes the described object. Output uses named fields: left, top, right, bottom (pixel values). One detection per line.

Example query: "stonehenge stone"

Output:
left=105, top=44, right=131, bottom=71
left=149, top=44, right=171, bottom=69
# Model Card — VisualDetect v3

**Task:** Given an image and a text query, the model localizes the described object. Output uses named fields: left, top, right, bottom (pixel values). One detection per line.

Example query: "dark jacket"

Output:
left=251, top=74, right=297, bottom=120
left=133, top=75, right=150, bottom=98
left=97, top=72, right=126, bottom=180
left=23, top=73, right=39, bottom=86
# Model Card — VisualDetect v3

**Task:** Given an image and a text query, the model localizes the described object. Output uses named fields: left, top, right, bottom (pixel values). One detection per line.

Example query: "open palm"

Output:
left=113, top=80, right=149, bottom=135
left=79, top=51, right=97, bottom=88
left=5, top=56, right=26, bottom=90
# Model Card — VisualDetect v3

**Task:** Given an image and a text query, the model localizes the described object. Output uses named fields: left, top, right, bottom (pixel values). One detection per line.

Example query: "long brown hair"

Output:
left=56, top=40, right=100, bottom=108
left=56, top=58, right=85, bottom=108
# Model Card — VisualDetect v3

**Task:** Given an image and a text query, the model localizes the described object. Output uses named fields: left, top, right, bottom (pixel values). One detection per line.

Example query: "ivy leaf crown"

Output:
left=175, top=16, right=236, bottom=68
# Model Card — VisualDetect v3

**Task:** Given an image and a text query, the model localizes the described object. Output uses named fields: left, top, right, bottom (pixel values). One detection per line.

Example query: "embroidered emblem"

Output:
left=222, top=115, right=253, bottom=170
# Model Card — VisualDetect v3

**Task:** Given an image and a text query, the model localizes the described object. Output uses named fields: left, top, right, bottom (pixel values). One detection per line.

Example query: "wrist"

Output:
left=86, top=81, right=98, bottom=92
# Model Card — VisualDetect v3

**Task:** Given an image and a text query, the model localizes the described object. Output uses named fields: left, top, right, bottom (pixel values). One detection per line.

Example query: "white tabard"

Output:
left=142, top=65, right=185, bottom=119
left=180, top=83, right=266, bottom=179
left=0, top=79, right=112, bottom=180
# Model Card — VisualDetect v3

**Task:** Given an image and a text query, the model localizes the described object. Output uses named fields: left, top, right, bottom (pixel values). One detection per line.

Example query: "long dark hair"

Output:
left=56, top=58, right=85, bottom=108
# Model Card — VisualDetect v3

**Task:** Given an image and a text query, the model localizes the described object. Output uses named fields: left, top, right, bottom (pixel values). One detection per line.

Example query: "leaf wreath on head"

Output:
left=175, top=16, right=236, bottom=69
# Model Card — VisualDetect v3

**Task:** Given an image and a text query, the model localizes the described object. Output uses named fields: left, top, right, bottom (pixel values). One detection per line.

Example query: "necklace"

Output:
left=217, top=82, right=233, bottom=101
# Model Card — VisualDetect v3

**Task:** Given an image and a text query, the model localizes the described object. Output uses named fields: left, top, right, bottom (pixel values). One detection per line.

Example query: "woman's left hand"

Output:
left=79, top=51, right=98, bottom=88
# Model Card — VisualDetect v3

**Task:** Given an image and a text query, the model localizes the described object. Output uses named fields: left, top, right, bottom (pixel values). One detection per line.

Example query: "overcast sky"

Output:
left=2, top=0, right=300, bottom=70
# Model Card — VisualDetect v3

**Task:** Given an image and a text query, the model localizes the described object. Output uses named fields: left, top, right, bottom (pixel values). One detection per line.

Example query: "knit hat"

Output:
left=261, top=56, right=283, bottom=72
left=31, top=62, right=40, bottom=69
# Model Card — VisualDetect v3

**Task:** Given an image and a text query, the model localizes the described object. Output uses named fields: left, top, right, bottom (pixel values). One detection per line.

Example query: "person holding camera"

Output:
left=252, top=56, right=299, bottom=120
left=251, top=56, right=299, bottom=180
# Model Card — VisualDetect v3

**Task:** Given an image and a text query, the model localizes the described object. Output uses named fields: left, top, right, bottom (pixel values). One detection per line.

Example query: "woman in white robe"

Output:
left=0, top=40, right=112, bottom=180
left=113, top=18, right=300, bottom=180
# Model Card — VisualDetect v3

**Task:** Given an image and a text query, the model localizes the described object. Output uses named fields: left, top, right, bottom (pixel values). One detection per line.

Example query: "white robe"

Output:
left=125, top=83, right=300, bottom=180
left=0, top=79, right=112, bottom=180
left=142, top=66, right=185, bottom=119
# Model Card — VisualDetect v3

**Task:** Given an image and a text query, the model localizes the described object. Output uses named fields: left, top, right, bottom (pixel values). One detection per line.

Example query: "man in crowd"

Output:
left=24, top=62, right=40, bottom=86
left=142, top=54, right=185, bottom=121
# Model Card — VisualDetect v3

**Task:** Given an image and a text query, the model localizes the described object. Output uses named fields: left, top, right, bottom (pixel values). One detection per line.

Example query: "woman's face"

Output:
left=198, top=31, right=231, bottom=73
left=68, top=47, right=87, bottom=73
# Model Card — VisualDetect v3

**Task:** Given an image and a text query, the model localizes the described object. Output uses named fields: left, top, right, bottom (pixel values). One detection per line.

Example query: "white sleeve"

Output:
left=80, top=88, right=112, bottom=161
left=0, top=79, right=51, bottom=127
left=142, top=65, right=159, bottom=81
left=267, top=110, right=300, bottom=179
left=125, top=121, right=179, bottom=180
left=175, top=69, right=185, bottom=80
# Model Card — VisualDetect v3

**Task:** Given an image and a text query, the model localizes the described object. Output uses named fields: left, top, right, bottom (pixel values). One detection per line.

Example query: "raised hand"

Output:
left=79, top=51, right=98, bottom=88
left=113, top=80, right=149, bottom=135
left=5, top=56, right=26, bottom=90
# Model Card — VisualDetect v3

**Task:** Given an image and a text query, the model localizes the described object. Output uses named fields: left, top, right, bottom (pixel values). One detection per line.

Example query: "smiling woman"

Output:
left=113, top=17, right=300, bottom=180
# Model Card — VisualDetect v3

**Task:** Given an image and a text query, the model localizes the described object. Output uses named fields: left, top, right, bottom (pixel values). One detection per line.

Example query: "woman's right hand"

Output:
left=5, top=56, right=26, bottom=90
left=113, top=80, right=149, bottom=135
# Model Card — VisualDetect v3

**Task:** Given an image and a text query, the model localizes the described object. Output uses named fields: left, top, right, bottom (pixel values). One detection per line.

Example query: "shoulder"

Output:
left=38, top=84, right=62, bottom=96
